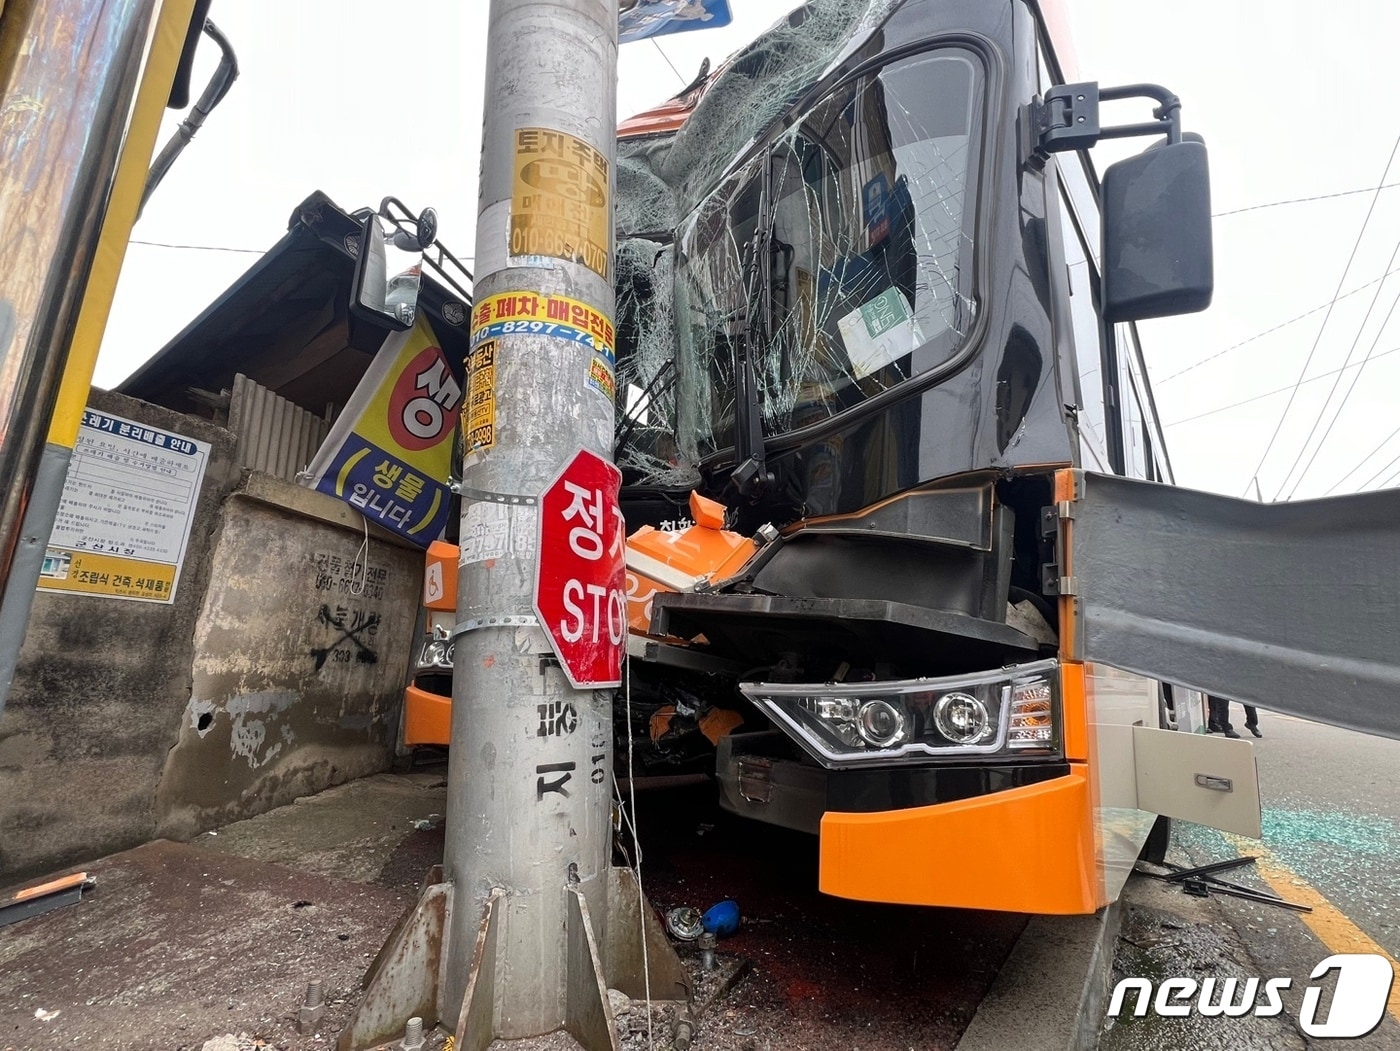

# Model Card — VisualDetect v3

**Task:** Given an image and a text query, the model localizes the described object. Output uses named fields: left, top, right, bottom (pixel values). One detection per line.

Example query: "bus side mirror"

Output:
left=351, top=206, right=437, bottom=331
left=1101, top=137, right=1213, bottom=323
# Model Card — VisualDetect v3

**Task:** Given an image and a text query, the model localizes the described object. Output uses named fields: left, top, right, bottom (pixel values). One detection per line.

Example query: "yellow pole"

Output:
left=0, top=0, right=200, bottom=716
left=49, top=0, right=200, bottom=449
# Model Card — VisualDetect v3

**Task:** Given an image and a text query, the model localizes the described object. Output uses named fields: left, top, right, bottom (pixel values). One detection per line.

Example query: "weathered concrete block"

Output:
left=154, top=477, right=421, bottom=839
left=0, top=390, right=238, bottom=881
left=0, top=391, right=426, bottom=882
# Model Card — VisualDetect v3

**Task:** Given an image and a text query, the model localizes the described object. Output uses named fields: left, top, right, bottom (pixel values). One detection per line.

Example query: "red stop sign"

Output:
left=534, top=448, right=627, bottom=688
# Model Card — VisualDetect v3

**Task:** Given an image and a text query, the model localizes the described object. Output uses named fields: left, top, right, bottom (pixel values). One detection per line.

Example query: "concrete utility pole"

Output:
left=443, top=0, right=620, bottom=1029
left=337, top=6, right=685, bottom=1046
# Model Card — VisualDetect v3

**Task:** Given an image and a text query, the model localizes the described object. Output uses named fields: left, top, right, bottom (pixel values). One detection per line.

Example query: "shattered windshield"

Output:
left=675, top=48, right=983, bottom=459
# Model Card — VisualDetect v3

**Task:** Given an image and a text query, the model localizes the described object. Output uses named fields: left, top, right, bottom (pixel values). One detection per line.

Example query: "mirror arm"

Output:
left=1031, top=81, right=1184, bottom=160
left=1098, top=83, right=1181, bottom=144
left=378, top=195, right=415, bottom=223
left=139, top=18, right=239, bottom=218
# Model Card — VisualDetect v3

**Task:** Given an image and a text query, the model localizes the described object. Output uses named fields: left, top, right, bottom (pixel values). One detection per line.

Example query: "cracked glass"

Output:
left=675, top=48, right=984, bottom=460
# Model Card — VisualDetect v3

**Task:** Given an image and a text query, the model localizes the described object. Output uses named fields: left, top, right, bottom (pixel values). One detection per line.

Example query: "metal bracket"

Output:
left=458, top=485, right=538, bottom=507
left=1039, top=504, right=1076, bottom=596
left=1033, top=81, right=1185, bottom=160
left=451, top=614, right=540, bottom=638
left=1032, top=82, right=1101, bottom=155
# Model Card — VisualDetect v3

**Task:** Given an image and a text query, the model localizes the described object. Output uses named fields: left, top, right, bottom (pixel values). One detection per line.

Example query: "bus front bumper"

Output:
left=820, top=766, right=1099, bottom=913
left=718, top=733, right=1100, bottom=914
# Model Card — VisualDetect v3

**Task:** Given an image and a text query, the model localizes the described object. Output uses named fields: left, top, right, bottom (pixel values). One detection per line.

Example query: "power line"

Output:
left=651, top=38, right=685, bottom=87
left=1245, top=132, right=1400, bottom=498
left=1286, top=278, right=1400, bottom=496
left=1278, top=240, right=1400, bottom=499
left=1357, top=442, right=1400, bottom=491
left=1323, top=417, right=1400, bottom=495
left=1213, top=182, right=1400, bottom=218
left=1378, top=464, right=1400, bottom=490
left=129, top=238, right=264, bottom=254
left=1157, top=263, right=1400, bottom=384
left=128, top=239, right=478, bottom=264
left=1163, top=343, right=1400, bottom=428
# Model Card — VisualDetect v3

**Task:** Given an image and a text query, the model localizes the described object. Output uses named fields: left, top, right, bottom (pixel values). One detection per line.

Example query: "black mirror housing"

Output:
left=351, top=212, right=421, bottom=331
left=1101, top=137, right=1213, bottom=323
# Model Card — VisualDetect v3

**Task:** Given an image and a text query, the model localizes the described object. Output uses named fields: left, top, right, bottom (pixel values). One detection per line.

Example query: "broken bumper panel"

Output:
left=402, top=684, right=451, bottom=747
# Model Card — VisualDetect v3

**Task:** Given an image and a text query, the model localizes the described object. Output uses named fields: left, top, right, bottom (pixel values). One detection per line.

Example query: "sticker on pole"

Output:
left=534, top=449, right=627, bottom=689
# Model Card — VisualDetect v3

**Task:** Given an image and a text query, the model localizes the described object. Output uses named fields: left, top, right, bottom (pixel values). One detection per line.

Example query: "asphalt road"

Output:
left=1103, top=710, right=1400, bottom=1049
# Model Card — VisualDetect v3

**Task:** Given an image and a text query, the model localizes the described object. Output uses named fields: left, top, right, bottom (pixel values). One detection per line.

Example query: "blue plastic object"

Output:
left=700, top=899, right=740, bottom=937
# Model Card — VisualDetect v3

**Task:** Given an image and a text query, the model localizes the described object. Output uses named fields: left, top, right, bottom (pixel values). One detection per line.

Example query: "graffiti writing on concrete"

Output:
left=312, top=551, right=389, bottom=600
left=536, top=761, right=575, bottom=800
left=590, top=727, right=608, bottom=784
left=537, top=700, right=579, bottom=737
left=311, top=603, right=381, bottom=671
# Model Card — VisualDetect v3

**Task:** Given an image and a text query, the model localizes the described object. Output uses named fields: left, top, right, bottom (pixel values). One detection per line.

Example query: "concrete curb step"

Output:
left=955, top=899, right=1124, bottom=1051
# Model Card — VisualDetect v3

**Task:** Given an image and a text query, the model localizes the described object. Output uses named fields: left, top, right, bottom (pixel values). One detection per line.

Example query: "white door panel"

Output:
left=1133, top=725, right=1262, bottom=839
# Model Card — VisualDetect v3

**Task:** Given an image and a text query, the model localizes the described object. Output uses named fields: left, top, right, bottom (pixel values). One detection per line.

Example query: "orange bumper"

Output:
left=819, top=766, right=1100, bottom=914
left=402, top=685, right=452, bottom=747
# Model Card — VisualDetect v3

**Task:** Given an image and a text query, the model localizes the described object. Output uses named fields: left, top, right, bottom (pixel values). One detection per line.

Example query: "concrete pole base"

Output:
left=337, top=867, right=689, bottom=1051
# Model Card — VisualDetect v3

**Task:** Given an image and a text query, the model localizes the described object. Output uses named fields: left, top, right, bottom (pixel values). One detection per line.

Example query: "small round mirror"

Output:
left=417, top=207, right=439, bottom=251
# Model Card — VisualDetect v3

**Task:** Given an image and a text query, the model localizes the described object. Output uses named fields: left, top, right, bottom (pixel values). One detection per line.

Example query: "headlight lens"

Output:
left=933, top=691, right=991, bottom=744
left=858, top=700, right=907, bottom=747
left=740, top=659, right=1060, bottom=768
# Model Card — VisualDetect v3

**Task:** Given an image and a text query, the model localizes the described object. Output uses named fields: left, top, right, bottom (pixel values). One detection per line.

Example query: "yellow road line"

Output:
left=1224, top=832, right=1400, bottom=1025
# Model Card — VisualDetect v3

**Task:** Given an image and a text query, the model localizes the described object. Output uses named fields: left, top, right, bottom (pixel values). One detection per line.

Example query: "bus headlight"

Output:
left=933, top=691, right=991, bottom=744
left=858, top=699, right=907, bottom=747
left=1007, top=679, right=1054, bottom=749
left=739, top=659, right=1060, bottom=768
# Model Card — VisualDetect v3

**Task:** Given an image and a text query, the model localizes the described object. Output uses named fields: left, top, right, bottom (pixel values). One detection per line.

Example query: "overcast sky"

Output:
left=101, top=1, right=1400, bottom=502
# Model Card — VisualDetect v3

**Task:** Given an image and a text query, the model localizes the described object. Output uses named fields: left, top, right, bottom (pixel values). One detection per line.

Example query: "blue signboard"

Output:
left=620, top=0, right=733, bottom=43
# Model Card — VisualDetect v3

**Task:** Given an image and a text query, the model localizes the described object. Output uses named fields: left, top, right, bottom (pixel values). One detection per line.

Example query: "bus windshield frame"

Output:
left=671, top=45, right=988, bottom=466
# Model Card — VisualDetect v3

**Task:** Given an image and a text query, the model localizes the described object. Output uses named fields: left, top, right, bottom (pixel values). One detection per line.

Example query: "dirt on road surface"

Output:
left=1, top=768, right=1028, bottom=1051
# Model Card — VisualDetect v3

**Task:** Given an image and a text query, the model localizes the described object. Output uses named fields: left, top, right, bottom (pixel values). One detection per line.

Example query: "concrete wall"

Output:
left=0, top=393, right=423, bottom=882
left=154, top=474, right=421, bottom=839
left=0, top=391, right=239, bottom=881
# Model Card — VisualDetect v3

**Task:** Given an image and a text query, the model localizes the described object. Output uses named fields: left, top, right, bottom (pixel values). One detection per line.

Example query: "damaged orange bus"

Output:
left=400, top=0, right=1400, bottom=915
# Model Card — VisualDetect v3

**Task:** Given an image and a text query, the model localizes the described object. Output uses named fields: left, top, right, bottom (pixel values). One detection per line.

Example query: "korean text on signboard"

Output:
left=534, top=449, right=627, bottom=689
left=470, top=291, right=616, bottom=364
left=301, top=321, right=460, bottom=547
left=510, top=127, right=611, bottom=280
left=39, top=409, right=211, bottom=603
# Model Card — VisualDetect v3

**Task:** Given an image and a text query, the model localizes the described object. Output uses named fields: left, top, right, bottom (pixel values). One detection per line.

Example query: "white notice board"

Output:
left=37, top=409, right=211, bottom=603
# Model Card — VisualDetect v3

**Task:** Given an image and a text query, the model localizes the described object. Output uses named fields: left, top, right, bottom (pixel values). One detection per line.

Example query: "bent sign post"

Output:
left=534, top=448, right=627, bottom=688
